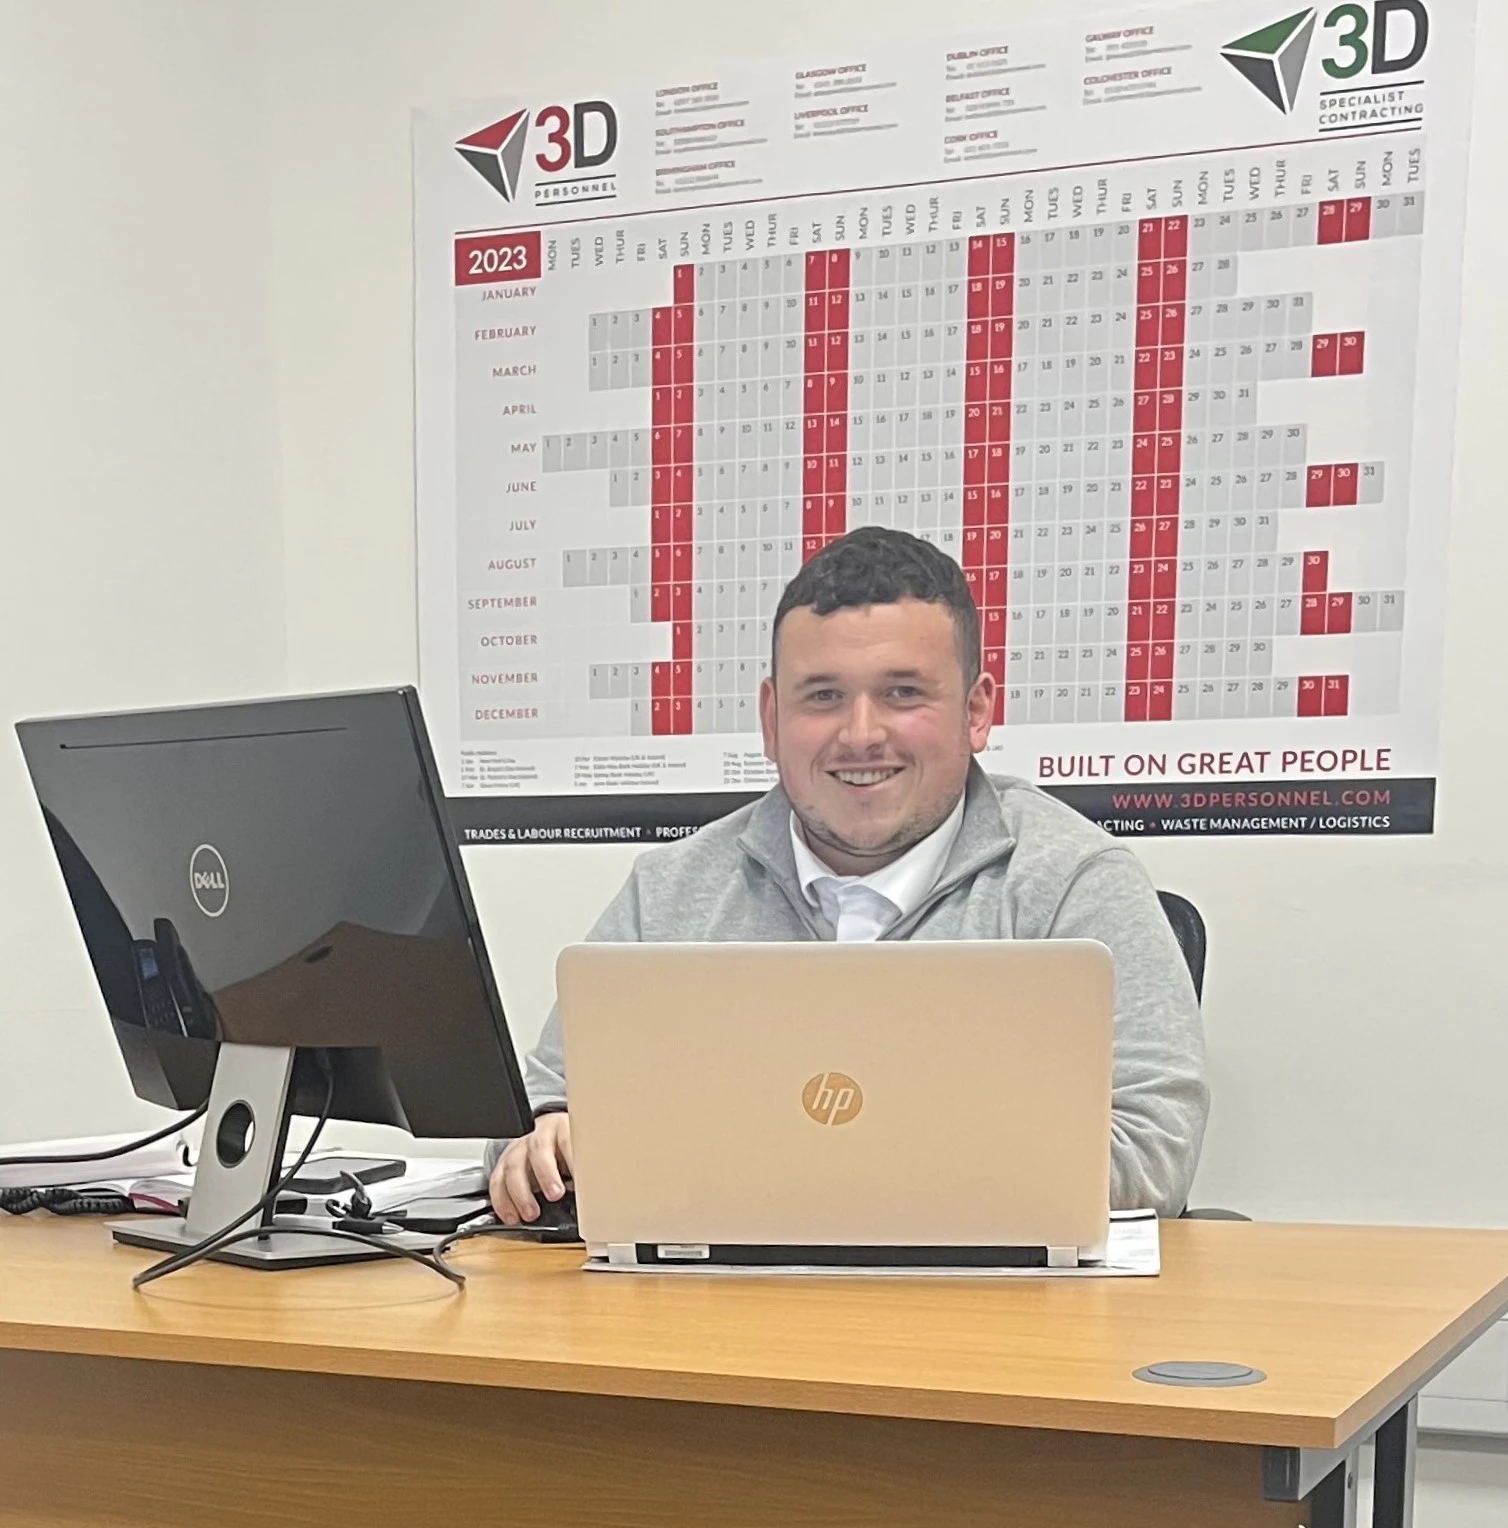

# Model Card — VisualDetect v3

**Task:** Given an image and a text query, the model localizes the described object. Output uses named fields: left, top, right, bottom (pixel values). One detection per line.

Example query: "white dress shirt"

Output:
left=788, top=795, right=966, bottom=942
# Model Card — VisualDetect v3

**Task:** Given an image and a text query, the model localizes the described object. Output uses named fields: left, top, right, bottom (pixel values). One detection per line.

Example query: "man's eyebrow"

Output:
left=791, top=668, right=933, bottom=687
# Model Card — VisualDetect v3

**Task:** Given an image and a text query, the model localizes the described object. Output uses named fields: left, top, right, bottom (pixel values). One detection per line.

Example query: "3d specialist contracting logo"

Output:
left=455, top=100, right=618, bottom=204
left=1222, top=2, right=1431, bottom=114
left=189, top=844, right=229, bottom=918
left=802, top=1072, right=864, bottom=1127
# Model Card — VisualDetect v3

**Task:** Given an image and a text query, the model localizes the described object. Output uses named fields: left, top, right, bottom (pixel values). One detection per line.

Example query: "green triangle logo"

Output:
left=1222, top=8, right=1317, bottom=114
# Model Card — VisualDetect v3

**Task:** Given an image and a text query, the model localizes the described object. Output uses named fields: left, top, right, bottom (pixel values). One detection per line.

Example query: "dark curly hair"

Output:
left=771, top=527, right=980, bottom=685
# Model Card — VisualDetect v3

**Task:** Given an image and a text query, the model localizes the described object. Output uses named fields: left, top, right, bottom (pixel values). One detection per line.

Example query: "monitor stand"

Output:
left=109, top=1042, right=388, bottom=1270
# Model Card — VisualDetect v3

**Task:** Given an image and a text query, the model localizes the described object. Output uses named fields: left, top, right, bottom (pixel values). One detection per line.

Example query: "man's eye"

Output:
left=888, top=686, right=923, bottom=700
left=806, top=689, right=841, bottom=704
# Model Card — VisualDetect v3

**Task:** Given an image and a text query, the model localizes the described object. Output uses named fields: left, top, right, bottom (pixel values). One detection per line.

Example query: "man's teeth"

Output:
left=833, top=769, right=899, bottom=785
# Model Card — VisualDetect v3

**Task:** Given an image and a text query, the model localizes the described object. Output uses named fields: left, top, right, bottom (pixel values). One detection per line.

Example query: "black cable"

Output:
left=0, top=1186, right=136, bottom=1216
left=0, top=1103, right=208, bottom=1170
left=145, top=1220, right=467, bottom=1288
left=131, top=1067, right=337, bottom=1290
left=432, top=1216, right=554, bottom=1275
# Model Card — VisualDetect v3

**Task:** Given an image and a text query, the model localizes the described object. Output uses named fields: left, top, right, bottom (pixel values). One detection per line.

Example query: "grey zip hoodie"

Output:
left=493, top=764, right=1209, bottom=1216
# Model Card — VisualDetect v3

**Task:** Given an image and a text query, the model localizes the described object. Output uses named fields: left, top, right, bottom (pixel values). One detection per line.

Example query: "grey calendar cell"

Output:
left=1192, top=681, right=1220, bottom=722
left=609, top=664, right=632, bottom=701
left=565, top=434, right=592, bottom=472
left=1276, top=554, right=1303, bottom=595
left=1046, top=684, right=1072, bottom=725
left=1288, top=292, right=1314, bottom=335
left=1268, top=679, right=1297, bottom=719
left=608, top=548, right=631, bottom=587
left=1113, top=267, right=1137, bottom=307
left=609, top=350, right=631, bottom=389
left=1352, top=593, right=1379, bottom=634
left=630, top=662, right=650, bottom=699
left=1235, top=384, right=1258, bottom=426
left=1287, top=202, right=1316, bottom=247
left=588, top=432, right=609, bottom=470
left=694, top=568, right=714, bottom=612
left=561, top=549, right=583, bottom=587
left=1227, top=556, right=1253, bottom=597
left=629, top=698, right=650, bottom=737
left=587, top=550, right=608, bottom=586
left=1249, top=594, right=1275, bottom=639
left=1235, top=345, right=1260, bottom=386
left=1378, top=591, right=1405, bottom=631
left=630, top=545, right=649, bottom=586
left=1360, top=463, right=1385, bottom=504
left=588, top=313, right=610, bottom=353
left=587, top=352, right=607, bottom=391
left=1208, top=256, right=1237, bottom=299
left=1187, top=301, right=1213, bottom=344
left=1184, top=344, right=1211, bottom=389
left=630, top=309, right=651, bottom=349
left=1223, top=630, right=1249, bottom=671
left=1274, top=598, right=1301, bottom=637
left=1261, top=207, right=1291, bottom=251
left=1256, top=468, right=1282, bottom=513
left=542, top=435, right=563, bottom=473
left=1258, top=340, right=1288, bottom=382
left=1192, top=639, right=1218, bottom=677
left=1369, top=196, right=1400, bottom=239
left=1237, top=299, right=1262, bottom=340
left=1249, top=639, right=1273, bottom=677
left=1395, top=192, right=1424, bottom=236
left=1253, top=509, right=1279, bottom=553
left=1258, top=296, right=1286, bottom=338
left=629, top=584, right=649, bottom=623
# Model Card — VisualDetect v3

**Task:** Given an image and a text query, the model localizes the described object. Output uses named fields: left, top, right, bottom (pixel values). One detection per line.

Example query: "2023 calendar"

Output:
left=415, top=1, right=1475, bottom=842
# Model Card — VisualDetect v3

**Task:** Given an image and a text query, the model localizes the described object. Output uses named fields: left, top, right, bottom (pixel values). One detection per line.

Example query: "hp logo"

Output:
left=802, top=1072, right=864, bottom=1127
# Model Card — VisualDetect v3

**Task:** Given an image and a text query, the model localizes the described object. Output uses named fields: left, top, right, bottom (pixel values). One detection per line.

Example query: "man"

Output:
left=489, top=526, right=1208, bottom=1223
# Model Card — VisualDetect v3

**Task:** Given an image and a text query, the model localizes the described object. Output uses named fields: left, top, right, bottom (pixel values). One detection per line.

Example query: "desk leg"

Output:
left=1310, top=1455, right=1359, bottom=1528
left=1371, top=1398, right=1418, bottom=1528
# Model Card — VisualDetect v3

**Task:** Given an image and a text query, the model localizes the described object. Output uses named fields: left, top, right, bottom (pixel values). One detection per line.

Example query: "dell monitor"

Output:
left=16, top=687, right=532, bottom=1267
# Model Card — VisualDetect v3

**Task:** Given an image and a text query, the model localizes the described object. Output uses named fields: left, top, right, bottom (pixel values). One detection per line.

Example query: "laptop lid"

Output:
left=557, top=940, right=1112, bottom=1258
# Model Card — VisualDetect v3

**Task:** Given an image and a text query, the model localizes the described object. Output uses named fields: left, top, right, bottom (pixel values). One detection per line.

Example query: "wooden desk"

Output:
left=1, top=1217, right=1506, bottom=1527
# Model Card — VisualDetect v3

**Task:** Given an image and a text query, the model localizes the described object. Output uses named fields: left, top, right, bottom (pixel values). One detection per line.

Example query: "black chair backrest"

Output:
left=1157, top=890, right=1207, bottom=1001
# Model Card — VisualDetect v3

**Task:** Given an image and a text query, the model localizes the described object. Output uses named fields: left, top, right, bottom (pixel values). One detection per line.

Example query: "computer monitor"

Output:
left=16, top=687, right=532, bottom=1267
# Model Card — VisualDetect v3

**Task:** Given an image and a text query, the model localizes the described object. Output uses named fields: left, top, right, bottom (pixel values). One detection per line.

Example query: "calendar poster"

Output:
left=415, top=0, right=1475, bottom=843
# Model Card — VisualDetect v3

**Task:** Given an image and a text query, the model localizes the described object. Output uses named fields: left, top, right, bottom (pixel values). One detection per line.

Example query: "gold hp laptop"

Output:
left=556, top=940, right=1113, bottom=1269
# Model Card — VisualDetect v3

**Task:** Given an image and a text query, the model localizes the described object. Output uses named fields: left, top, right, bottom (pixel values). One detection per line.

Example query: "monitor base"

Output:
left=108, top=1217, right=389, bottom=1270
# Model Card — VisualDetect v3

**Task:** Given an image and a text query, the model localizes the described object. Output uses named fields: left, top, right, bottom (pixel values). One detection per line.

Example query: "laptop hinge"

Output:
left=1046, top=1246, right=1079, bottom=1269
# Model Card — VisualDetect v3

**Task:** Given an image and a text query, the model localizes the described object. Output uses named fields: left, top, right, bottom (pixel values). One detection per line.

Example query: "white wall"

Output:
left=2, top=1, right=1507, bottom=1509
left=0, top=0, right=284, bottom=1140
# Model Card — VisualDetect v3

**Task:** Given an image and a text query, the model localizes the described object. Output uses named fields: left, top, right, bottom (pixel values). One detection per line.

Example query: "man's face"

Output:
left=759, top=597, right=995, bottom=877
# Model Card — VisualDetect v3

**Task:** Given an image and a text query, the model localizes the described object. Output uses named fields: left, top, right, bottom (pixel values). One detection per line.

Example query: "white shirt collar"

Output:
left=789, top=793, right=966, bottom=925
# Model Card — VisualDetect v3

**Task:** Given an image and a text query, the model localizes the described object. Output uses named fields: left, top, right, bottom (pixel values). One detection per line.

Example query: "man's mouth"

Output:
left=828, top=766, right=904, bottom=788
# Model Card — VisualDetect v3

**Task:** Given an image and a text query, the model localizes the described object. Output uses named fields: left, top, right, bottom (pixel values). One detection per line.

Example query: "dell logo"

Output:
left=802, top=1072, right=863, bottom=1127
left=189, top=844, right=229, bottom=918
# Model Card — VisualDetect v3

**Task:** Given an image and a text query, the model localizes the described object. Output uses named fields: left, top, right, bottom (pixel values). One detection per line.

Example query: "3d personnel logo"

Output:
left=803, top=1072, right=864, bottom=1127
left=455, top=101, right=618, bottom=203
left=1221, top=8, right=1318, bottom=114
left=190, top=844, right=229, bottom=918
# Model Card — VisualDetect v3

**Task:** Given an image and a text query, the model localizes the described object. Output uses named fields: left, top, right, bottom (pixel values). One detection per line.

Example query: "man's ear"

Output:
left=966, top=671, right=997, bottom=753
left=759, top=676, right=778, bottom=763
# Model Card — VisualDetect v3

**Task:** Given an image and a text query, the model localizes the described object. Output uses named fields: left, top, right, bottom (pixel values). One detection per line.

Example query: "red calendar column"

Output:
left=672, top=272, right=695, bottom=735
left=650, top=299, right=675, bottom=734
left=1128, top=217, right=1183, bottom=723
left=963, top=236, right=991, bottom=639
left=823, top=249, right=850, bottom=545
left=802, top=251, right=830, bottom=564
left=986, top=232, right=1013, bottom=727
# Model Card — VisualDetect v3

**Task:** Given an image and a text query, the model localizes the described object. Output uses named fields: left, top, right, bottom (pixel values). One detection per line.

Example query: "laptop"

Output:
left=556, top=940, right=1113, bottom=1269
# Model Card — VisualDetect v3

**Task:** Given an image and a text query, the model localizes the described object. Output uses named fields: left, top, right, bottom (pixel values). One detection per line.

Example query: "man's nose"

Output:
left=837, top=694, right=886, bottom=751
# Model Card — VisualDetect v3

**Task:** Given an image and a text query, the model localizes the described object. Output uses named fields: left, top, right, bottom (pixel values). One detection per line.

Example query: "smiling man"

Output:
left=488, top=527, right=1208, bottom=1224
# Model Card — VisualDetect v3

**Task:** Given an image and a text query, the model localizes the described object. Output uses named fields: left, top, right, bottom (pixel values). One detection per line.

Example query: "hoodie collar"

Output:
left=738, top=761, right=1016, bottom=929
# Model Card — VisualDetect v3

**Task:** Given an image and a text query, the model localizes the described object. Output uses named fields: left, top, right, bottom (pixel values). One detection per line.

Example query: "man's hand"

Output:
left=489, top=1112, right=573, bottom=1226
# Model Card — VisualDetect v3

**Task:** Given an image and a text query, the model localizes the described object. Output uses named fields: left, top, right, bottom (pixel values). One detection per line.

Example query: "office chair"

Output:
left=1157, top=890, right=1206, bottom=1002
left=1157, top=889, right=1249, bottom=1223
